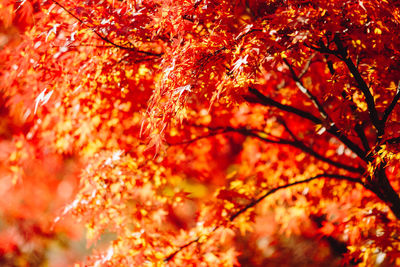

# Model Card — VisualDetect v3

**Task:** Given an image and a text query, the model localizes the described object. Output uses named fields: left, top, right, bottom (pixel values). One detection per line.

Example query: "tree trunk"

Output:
left=373, top=166, right=400, bottom=220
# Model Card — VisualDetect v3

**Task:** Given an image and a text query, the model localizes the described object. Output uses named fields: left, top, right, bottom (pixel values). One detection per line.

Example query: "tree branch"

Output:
left=320, top=55, right=371, bottom=152
left=164, top=235, right=202, bottom=262
left=283, top=57, right=329, bottom=120
left=384, top=136, right=400, bottom=145
left=277, top=117, right=298, bottom=141
left=340, top=91, right=371, bottom=152
left=238, top=128, right=363, bottom=174
left=333, top=36, right=381, bottom=133
left=336, top=49, right=380, bottom=132
left=50, top=0, right=162, bottom=57
left=282, top=56, right=369, bottom=162
left=372, top=166, right=400, bottom=220
left=168, top=126, right=364, bottom=174
left=298, top=53, right=316, bottom=79
left=354, top=123, right=370, bottom=152
left=166, top=130, right=224, bottom=146
left=247, top=87, right=321, bottom=124
left=247, top=87, right=367, bottom=160
left=381, top=81, right=400, bottom=131
left=304, top=42, right=335, bottom=55
left=307, top=37, right=382, bottom=137
left=164, top=173, right=364, bottom=262
left=195, top=28, right=262, bottom=79
left=230, top=173, right=364, bottom=221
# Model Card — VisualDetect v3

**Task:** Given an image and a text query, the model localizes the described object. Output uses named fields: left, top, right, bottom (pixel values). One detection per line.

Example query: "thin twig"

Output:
left=50, top=0, right=162, bottom=57
left=195, top=28, right=263, bottom=80
left=277, top=117, right=298, bottom=141
left=164, top=236, right=201, bottom=262
left=298, top=53, right=316, bottom=79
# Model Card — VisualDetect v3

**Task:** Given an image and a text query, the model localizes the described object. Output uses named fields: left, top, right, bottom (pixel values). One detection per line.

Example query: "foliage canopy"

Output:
left=1, top=0, right=400, bottom=266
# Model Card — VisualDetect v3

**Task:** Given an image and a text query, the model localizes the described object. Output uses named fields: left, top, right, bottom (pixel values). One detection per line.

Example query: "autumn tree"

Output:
left=2, top=0, right=400, bottom=266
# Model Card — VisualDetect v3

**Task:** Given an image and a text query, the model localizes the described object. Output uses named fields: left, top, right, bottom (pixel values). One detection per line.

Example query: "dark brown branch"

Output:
left=164, top=173, right=364, bottom=262
left=355, top=123, right=370, bottom=152
left=283, top=56, right=368, bottom=158
left=277, top=118, right=298, bottom=141
left=333, top=36, right=381, bottom=133
left=237, top=128, right=363, bottom=174
left=166, top=130, right=223, bottom=146
left=283, top=57, right=329, bottom=120
left=164, top=236, right=201, bottom=262
left=298, top=53, right=316, bottom=79
left=321, top=53, right=371, bottom=153
left=307, top=37, right=381, bottom=138
left=168, top=126, right=364, bottom=174
left=384, top=136, right=400, bottom=145
left=341, top=91, right=371, bottom=152
left=381, top=81, right=400, bottom=131
left=230, top=173, right=364, bottom=221
left=50, top=0, right=162, bottom=57
left=247, top=87, right=321, bottom=124
left=304, top=42, right=334, bottom=55
left=247, top=87, right=367, bottom=160
left=322, top=56, right=370, bottom=152
left=372, top=166, right=400, bottom=220
left=324, top=55, right=336, bottom=76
